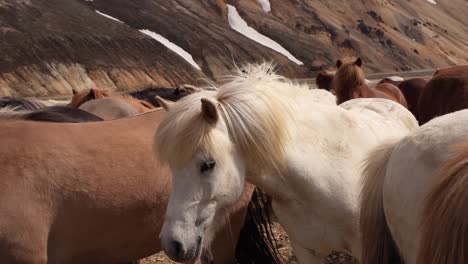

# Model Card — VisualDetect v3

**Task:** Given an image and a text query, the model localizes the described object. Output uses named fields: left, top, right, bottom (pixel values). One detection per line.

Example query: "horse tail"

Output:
left=235, top=187, right=283, bottom=264
left=0, top=107, right=29, bottom=120
left=417, top=142, right=468, bottom=264
left=360, top=139, right=401, bottom=264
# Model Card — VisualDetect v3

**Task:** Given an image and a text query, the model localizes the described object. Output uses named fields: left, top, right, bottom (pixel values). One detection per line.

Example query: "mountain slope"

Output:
left=0, top=0, right=467, bottom=96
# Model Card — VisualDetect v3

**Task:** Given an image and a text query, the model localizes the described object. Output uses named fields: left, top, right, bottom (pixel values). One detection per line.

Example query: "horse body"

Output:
left=417, top=66, right=468, bottom=124
left=360, top=109, right=468, bottom=264
left=155, top=63, right=417, bottom=263
left=0, top=106, right=103, bottom=123
left=0, top=110, right=252, bottom=263
left=79, top=98, right=139, bottom=120
left=0, top=96, right=46, bottom=111
left=69, top=89, right=155, bottom=113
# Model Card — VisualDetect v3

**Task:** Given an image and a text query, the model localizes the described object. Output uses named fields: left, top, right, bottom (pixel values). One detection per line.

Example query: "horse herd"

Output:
left=0, top=60, right=467, bottom=264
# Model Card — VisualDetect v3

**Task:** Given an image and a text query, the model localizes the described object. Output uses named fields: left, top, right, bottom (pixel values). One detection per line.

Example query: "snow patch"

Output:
left=227, top=5, right=302, bottom=65
left=426, top=0, right=437, bottom=4
left=256, top=0, right=271, bottom=12
left=95, top=10, right=124, bottom=23
left=139, top=29, right=201, bottom=71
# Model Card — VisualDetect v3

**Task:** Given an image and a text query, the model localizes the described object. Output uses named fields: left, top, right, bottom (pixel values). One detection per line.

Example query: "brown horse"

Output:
left=417, top=66, right=468, bottom=124
left=127, top=85, right=200, bottom=107
left=379, top=78, right=428, bottom=119
left=0, top=106, right=103, bottom=123
left=69, top=88, right=155, bottom=113
left=332, top=58, right=408, bottom=107
left=0, top=110, right=258, bottom=263
left=315, top=69, right=335, bottom=91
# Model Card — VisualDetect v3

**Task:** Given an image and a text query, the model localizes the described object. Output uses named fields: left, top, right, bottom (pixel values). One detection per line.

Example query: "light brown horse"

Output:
left=417, top=66, right=468, bottom=124
left=0, top=109, right=255, bottom=263
left=79, top=98, right=139, bottom=120
left=69, top=88, right=155, bottom=113
left=332, top=58, right=408, bottom=107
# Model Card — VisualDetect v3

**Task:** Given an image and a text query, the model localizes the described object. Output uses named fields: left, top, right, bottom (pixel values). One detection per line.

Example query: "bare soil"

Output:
left=140, top=222, right=358, bottom=264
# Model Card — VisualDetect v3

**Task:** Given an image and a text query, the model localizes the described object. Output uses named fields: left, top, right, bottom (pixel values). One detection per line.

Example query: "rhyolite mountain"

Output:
left=0, top=0, right=467, bottom=96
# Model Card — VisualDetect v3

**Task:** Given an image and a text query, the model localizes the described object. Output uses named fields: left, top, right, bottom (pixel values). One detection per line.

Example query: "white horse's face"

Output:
left=159, top=122, right=246, bottom=262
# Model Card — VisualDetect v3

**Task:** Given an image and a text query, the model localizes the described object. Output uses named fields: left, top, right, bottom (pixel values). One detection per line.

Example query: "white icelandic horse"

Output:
left=360, top=109, right=468, bottom=264
left=154, top=63, right=418, bottom=263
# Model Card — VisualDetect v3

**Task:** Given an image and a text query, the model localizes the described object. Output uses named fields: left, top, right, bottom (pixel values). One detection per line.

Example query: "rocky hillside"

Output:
left=0, top=0, right=467, bottom=96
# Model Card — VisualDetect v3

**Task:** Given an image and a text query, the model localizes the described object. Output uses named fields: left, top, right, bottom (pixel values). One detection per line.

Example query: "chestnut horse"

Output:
left=69, top=88, right=155, bottom=113
left=332, top=58, right=408, bottom=107
left=0, top=109, right=261, bottom=263
left=379, top=78, right=427, bottom=120
left=417, top=66, right=468, bottom=124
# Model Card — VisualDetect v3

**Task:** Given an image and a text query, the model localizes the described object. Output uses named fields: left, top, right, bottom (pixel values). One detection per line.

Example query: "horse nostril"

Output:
left=171, top=240, right=183, bottom=257
left=197, top=236, right=202, bottom=245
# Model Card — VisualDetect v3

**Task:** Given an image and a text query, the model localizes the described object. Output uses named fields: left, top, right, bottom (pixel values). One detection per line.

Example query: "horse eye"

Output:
left=200, top=160, right=216, bottom=173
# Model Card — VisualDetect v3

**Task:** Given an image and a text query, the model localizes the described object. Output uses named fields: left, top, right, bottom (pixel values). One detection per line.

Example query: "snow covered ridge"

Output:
left=95, top=10, right=124, bottom=23
left=227, top=5, right=302, bottom=65
left=256, top=0, right=271, bottom=12
left=426, top=0, right=437, bottom=4
left=139, top=29, right=202, bottom=71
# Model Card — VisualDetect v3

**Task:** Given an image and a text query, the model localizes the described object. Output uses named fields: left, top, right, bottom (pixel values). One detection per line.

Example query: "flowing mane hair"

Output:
left=332, top=58, right=366, bottom=104
left=155, top=63, right=295, bottom=172
left=417, top=140, right=468, bottom=264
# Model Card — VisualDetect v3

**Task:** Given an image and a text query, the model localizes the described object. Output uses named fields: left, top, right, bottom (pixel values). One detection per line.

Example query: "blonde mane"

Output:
left=155, top=63, right=297, bottom=172
left=418, top=140, right=468, bottom=264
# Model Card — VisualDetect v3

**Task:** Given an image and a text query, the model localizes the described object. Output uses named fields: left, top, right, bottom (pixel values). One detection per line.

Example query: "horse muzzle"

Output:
left=163, top=235, right=203, bottom=263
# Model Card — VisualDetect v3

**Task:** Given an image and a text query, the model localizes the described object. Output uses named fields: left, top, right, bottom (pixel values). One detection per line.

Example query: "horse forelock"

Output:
left=332, top=61, right=365, bottom=104
left=155, top=63, right=293, bottom=173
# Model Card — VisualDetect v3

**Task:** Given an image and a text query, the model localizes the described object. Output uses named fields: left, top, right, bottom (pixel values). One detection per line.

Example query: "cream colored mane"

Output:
left=155, top=63, right=303, bottom=172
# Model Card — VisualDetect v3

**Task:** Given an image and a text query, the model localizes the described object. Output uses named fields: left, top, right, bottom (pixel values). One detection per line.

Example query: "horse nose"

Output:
left=169, top=240, right=184, bottom=259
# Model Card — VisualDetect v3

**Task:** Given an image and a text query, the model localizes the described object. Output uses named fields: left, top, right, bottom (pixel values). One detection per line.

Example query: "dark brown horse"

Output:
left=332, top=58, right=408, bottom=107
left=418, top=66, right=468, bottom=124
left=128, top=85, right=200, bottom=107
left=379, top=78, right=427, bottom=119
left=315, top=69, right=335, bottom=91
left=0, top=106, right=103, bottom=123
left=0, top=96, right=46, bottom=111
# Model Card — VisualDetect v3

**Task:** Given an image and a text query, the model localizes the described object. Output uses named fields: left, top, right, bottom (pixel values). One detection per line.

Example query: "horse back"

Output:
left=418, top=66, right=468, bottom=124
left=373, top=83, right=408, bottom=108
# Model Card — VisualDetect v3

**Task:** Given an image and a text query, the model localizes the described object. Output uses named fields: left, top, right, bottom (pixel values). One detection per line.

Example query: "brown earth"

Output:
left=1, top=0, right=468, bottom=97
left=139, top=222, right=359, bottom=264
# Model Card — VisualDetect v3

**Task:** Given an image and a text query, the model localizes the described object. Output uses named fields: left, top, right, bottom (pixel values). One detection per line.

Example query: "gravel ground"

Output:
left=140, top=222, right=358, bottom=264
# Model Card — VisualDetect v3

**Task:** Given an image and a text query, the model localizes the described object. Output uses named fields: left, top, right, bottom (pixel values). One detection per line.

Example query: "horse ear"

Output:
left=201, top=98, right=218, bottom=124
left=72, top=89, right=78, bottom=95
left=155, top=96, right=174, bottom=111
left=354, top=57, right=362, bottom=67
left=336, top=60, right=343, bottom=68
left=139, top=100, right=155, bottom=109
left=184, top=86, right=201, bottom=94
